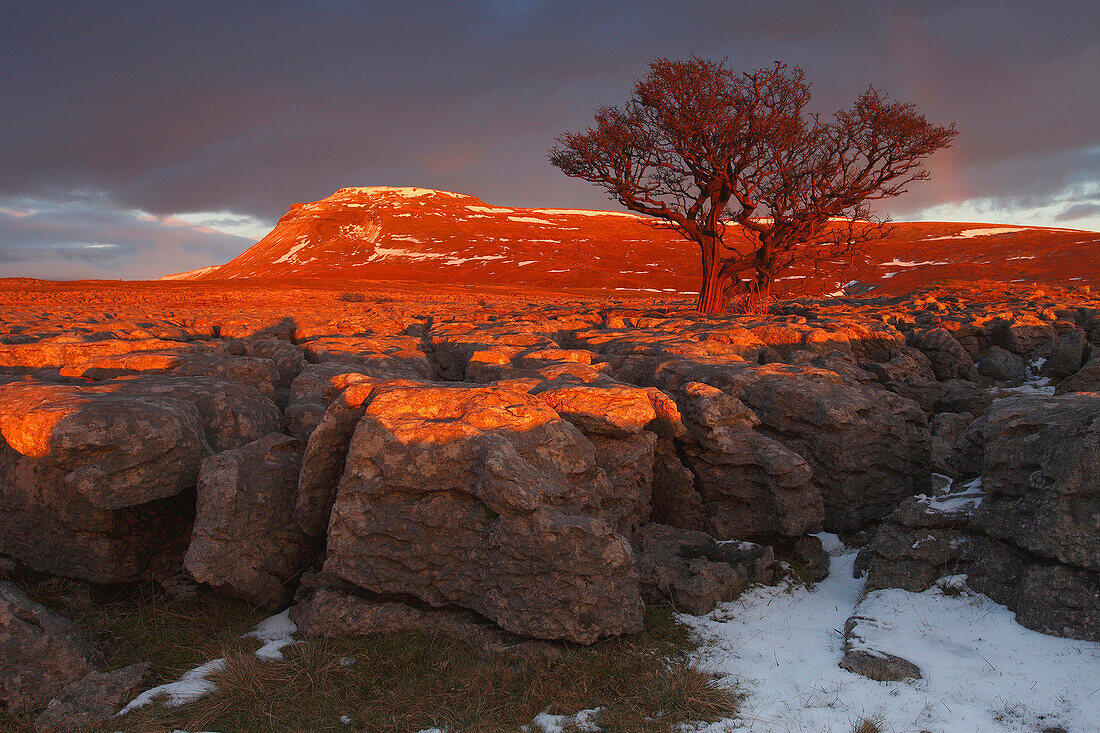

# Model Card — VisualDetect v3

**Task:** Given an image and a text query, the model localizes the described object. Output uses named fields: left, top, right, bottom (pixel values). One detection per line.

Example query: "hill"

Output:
left=162, top=186, right=1099, bottom=296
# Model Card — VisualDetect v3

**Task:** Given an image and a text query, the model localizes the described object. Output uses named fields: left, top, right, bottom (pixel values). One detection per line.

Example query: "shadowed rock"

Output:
left=185, top=433, right=309, bottom=609
left=34, top=663, right=154, bottom=732
left=1, top=582, right=103, bottom=712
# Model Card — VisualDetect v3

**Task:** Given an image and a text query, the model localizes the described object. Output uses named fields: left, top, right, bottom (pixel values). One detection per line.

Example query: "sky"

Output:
left=1, top=0, right=1097, bottom=279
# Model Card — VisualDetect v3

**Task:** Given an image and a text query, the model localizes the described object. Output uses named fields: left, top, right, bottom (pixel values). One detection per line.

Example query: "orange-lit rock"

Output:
left=318, top=381, right=644, bottom=644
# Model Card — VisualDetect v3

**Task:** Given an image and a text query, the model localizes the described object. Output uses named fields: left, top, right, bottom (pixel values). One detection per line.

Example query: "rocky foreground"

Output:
left=1, top=278, right=1098, bottom=723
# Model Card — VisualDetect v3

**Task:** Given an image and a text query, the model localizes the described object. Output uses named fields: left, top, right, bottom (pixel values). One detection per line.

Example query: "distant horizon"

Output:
left=2, top=1, right=1097, bottom=279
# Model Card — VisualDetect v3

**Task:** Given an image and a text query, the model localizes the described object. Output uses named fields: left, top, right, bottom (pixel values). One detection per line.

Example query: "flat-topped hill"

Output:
left=162, top=187, right=1099, bottom=296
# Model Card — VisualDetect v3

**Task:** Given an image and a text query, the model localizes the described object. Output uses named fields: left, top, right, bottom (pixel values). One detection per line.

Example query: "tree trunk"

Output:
left=695, top=236, right=725, bottom=314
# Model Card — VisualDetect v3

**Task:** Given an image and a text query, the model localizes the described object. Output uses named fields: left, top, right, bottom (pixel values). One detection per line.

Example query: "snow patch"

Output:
left=243, top=608, right=298, bottom=661
left=160, top=265, right=221, bottom=281
left=467, top=205, right=513, bottom=214
left=118, top=610, right=298, bottom=715
left=507, top=216, right=554, bottom=225
left=683, top=551, right=1100, bottom=732
left=880, top=258, right=951, bottom=267
left=523, top=707, right=603, bottom=732
left=924, top=227, right=1029, bottom=240
left=117, top=659, right=226, bottom=713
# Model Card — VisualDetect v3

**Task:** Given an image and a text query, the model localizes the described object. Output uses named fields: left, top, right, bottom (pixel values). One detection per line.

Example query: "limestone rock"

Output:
left=1039, top=329, right=1087, bottom=380
left=319, top=381, right=644, bottom=644
left=291, top=585, right=554, bottom=657
left=632, top=523, right=775, bottom=615
left=0, top=381, right=207, bottom=510
left=184, top=433, right=309, bottom=608
left=285, top=363, right=381, bottom=441
left=907, top=327, right=973, bottom=381
left=969, top=394, right=1100, bottom=572
left=992, top=316, right=1055, bottom=354
left=660, top=360, right=930, bottom=531
left=1056, top=356, right=1100, bottom=394
left=108, top=375, right=282, bottom=453
left=839, top=615, right=922, bottom=681
left=34, top=663, right=154, bottom=732
left=0, top=582, right=102, bottom=712
left=0, top=381, right=205, bottom=582
left=976, top=345, right=1026, bottom=384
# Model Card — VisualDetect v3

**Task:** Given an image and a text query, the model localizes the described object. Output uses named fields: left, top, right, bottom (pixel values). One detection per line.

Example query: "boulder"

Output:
left=34, top=663, right=154, bottom=732
left=0, top=582, right=102, bottom=712
left=291, top=584, right=554, bottom=657
left=247, top=338, right=307, bottom=386
left=992, top=316, right=1055, bottom=354
left=184, top=433, right=309, bottom=608
left=967, top=394, right=1100, bottom=572
left=864, top=348, right=943, bottom=412
left=303, top=336, right=432, bottom=379
left=1039, top=329, right=1087, bottom=380
left=856, top=468, right=1100, bottom=642
left=285, top=363, right=381, bottom=441
left=0, top=381, right=207, bottom=510
left=318, top=382, right=644, bottom=644
left=632, top=523, right=775, bottom=614
left=107, top=375, right=282, bottom=453
left=907, top=327, right=973, bottom=381
left=674, top=381, right=820, bottom=539
left=839, top=614, right=922, bottom=681
left=0, top=381, right=205, bottom=582
left=1056, top=356, right=1100, bottom=394
left=0, top=337, right=193, bottom=373
left=530, top=382, right=672, bottom=533
left=976, top=345, right=1026, bottom=384
left=648, top=359, right=931, bottom=531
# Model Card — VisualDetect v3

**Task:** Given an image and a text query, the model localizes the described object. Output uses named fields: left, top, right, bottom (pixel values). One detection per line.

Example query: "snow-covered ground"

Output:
left=680, top=538, right=1100, bottom=733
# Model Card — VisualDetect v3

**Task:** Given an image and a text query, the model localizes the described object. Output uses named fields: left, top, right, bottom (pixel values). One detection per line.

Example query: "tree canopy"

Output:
left=550, top=58, right=958, bottom=313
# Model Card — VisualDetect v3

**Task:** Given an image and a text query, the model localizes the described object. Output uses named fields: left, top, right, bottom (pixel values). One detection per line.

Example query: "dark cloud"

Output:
left=0, top=193, right=252, bottom=279
left=1, top=0, right=1097, bottom=277
left=1057, top=201, right=1100, bottom=222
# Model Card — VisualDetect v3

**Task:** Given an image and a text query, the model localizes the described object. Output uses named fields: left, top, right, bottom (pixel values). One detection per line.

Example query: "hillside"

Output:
left=163, top=186, right=1099, bottom=296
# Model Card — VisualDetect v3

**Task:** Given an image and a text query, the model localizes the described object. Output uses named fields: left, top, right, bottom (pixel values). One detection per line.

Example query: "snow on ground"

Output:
left=522, top=707, right=603, bottom=732
left=244, top=608, right=298, bottom=660
left=925, top=227, right=1029, bottom=240
left=508, top=216, right=555, bottom=225
left=118, top=659, right=227, bottom=714
left=117, top=610, right=298, bottom=715
left=682, top=538, right=1100, bottom=733
left=531, top=208, right=643, bottom=219
left=879, top=258, right=951, bottom=267
left=467, top=205, right=513, bottom=214
left=160, top=265, right=221, bottom=281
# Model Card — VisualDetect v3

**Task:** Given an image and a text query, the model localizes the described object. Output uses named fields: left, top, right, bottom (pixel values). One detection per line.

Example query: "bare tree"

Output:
left=550, top=58, right=957, bottom=314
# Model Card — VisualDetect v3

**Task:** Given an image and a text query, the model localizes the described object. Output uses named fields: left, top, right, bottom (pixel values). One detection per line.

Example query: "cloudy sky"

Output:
left=2, top=0, right=1097, bottom=279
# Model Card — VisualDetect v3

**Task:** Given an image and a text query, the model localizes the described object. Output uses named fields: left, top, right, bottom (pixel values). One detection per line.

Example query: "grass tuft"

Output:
left=86, top=606, right=739, bottom=733
left=852, top=714, right=886, bottom=733
left=1, top=575, right=738, bottom=733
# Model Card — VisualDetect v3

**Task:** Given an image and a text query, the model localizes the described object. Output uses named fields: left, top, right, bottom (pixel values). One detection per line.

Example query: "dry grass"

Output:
left=852, top=714, right=886, bottom=733
left=12, top=574, right=266, bottom=672
left=1, top=573, right=739, bottom=733
left=87, top=607, right=739, bottom=733
left=730, top=285, right=775, bottom=316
